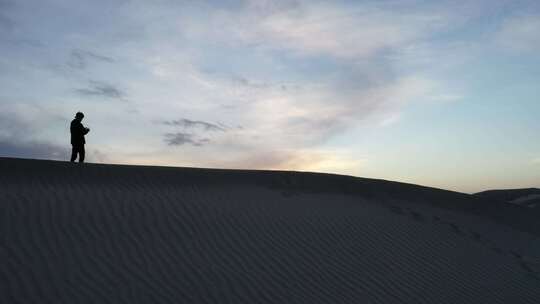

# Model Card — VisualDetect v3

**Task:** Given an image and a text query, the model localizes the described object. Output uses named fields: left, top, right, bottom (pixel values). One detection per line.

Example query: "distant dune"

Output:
left=1, top=157, right=539, bottom=303
left=475, top=188, right=540, bottom=209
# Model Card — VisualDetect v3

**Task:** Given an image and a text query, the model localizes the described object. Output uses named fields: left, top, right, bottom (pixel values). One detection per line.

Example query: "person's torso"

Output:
left=70, top=119, right=86, bottom=144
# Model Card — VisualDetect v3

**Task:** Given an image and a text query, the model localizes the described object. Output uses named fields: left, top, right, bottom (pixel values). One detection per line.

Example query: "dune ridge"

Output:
left=475, top=188, right=540, bottom=209
left=1, top=157, right=539, bottom=303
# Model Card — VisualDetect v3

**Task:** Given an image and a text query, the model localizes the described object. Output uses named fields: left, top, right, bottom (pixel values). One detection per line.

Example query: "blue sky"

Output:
left=1, top=0, right=539, bottom=193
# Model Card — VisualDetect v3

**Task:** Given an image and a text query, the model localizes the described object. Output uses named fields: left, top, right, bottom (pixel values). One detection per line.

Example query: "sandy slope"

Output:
left=1, top=157, right=539, bottom=303
left=475, top=188, right=540, bottom=209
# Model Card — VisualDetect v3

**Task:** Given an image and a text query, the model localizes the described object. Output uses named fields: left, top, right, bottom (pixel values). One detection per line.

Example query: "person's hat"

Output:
left=75, top=112, right=84, bottom=118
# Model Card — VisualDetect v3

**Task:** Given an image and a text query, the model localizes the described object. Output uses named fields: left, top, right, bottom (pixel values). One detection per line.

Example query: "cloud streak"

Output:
left=75, top=81, right=125, bottom=99
left=164, top=132, right=210, bottom=147
left=162, top=118, right=226, bottom=132
left=189, top=1, right=450, bottom=59
left=68, top=49, right=114, bottom=69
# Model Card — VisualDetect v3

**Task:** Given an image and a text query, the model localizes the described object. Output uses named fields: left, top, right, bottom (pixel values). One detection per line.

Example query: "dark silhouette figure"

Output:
left=70, top=112, right=90, bottom=163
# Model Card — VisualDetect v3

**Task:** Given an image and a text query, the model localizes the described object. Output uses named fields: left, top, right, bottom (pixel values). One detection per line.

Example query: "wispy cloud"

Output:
left=161, top=118, right=226, bottom=147
left=231, top=75, right=270, bottom=89
left=191, top=1, right=449, bottom=59
left=75, top=81, right=124, bottom=99
left=162, top=118, right=226, bottom=132
left=164, top=132, right=210, bottom=147
left=68, top=49, right=114, bottom=69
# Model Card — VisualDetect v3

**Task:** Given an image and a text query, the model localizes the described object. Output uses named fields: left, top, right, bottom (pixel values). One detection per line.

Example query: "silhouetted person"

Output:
left=70, top=112, right=90, bottom=163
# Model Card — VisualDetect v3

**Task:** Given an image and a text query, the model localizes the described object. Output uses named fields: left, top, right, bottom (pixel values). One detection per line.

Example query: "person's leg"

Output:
left=79, top=145, right=85, bottom=163
left=70, top=145, right=77, bottom=162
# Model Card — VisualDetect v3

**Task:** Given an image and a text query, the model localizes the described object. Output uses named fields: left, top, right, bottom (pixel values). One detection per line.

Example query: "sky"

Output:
left=0, top=0, right=539, bottom=193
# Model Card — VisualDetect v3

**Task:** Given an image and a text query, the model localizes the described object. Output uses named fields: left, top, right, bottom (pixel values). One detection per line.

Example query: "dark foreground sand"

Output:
left=1, top=157, right=539, bottom=303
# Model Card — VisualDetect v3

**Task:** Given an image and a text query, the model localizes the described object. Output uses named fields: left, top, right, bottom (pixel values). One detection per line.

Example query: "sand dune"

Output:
left=1, top=157, right=539, bottom=303
left=475, top=188, right=540, bottom=209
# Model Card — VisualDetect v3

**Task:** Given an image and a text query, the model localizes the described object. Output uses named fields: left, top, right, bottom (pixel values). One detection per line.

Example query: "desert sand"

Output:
left=475, top=188, right=540, bottom=209
left=1, top=157, right=539, bottom=303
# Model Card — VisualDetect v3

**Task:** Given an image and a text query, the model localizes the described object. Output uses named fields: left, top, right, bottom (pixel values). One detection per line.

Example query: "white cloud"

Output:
left=186, top=1, right=450, bottom=59
left=262, top=8, right=438, bottom=58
